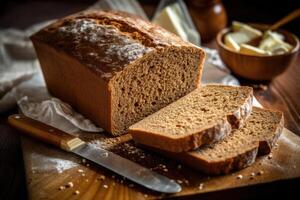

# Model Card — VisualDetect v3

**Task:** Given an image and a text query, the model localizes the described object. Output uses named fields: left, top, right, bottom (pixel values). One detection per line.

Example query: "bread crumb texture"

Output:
left=130, top=85, right=252, bottom=137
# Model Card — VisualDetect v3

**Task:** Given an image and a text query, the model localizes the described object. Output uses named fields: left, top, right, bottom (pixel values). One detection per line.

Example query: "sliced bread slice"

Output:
left=129, top=85, right=253, bottom=152
left=155, top=107, right=284, bottom=175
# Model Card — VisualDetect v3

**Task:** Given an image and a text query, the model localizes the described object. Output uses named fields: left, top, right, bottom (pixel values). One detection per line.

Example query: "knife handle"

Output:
left=8, top=114, right=85, bottom=151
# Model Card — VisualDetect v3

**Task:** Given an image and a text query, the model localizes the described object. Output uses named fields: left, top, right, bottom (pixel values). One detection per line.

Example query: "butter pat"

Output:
left=259, top=36, right=277, bottom=51
left=153, top=4, right=188, bottom=41
left=226, top=32, right=252, bottom=44
left=226, top=23, right=262, bottom=45
left=224, top=34, right=240, bottom=51
left=240, top=25, right=262, bottom=40
left=259, top=30, right=292, bottom=54
left=227, top=21, right=293, bottom=56
left=271, top=44, right=290, bottom=55
left=240, top=44, right=270, bottom=56
left=232, top=21, right=262, bottom=40
left=232, top=21, right=244, bottom=32
left=264, top=30, right=284, bottom=41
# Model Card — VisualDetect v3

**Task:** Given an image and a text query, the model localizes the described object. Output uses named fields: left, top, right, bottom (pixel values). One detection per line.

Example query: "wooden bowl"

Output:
left=216, top=24, right=299, bottom=81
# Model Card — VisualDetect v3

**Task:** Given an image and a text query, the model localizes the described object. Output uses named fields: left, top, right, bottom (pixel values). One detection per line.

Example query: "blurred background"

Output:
left=1, top=0, right=299, bottom=39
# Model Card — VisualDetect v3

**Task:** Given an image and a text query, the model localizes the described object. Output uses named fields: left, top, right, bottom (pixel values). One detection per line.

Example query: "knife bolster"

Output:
left=61, top=138, right=85, bottom=151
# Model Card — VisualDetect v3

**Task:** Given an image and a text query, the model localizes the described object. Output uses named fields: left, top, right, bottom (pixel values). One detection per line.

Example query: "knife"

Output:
left=8, top=114, right=181, bottom=193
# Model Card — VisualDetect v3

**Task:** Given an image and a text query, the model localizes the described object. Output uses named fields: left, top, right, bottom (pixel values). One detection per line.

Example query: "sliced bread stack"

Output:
left=128, top=84, right=284, bottom=174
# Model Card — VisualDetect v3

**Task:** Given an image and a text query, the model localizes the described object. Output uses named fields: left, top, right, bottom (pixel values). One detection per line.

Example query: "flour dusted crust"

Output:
left=31, top=10, right=192, bottom=80
left=228, top=92, right=254, bottom=129
left=31, top=10, right=205, bottom=135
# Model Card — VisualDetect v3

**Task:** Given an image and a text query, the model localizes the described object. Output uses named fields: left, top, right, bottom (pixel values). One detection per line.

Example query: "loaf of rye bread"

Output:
left=30, top=10, right=205, bottom=136
left=129, top=85, right=254, bottom=152
left=150, top=107, right=284, bottom=175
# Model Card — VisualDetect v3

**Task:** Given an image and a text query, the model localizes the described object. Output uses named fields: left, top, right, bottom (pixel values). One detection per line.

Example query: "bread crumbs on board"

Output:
left=236, top=174, right=243, bottom=179
left=198, top=183, right=204, bottom=190
left=98, top=175, right=106, bottom=180
left=59, top=186, right=65, bottom=190
left=257, top=170, right=264, bottom=175
left=66, top=182, right=74, bottom=188
left=267, top=154, right=273, bottom=159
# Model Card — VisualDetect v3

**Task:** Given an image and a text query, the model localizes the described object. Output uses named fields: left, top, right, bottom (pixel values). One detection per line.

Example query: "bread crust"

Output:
left=165, top=145, right=258, bottom=175
left=257, top=109, right=284, bottom=155
left=31, top=41, right=112, bottom=131
left=30, top=10, right=199, bottom=81
left=228, top=92, right=253, bottom=129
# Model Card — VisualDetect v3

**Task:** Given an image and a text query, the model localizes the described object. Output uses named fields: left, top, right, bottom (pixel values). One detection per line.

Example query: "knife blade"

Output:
left=8, top=114, right=182, bottom=193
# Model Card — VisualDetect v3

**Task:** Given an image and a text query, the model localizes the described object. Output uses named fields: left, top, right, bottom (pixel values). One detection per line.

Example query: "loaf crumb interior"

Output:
left=111, top=46, right=203, bottom=135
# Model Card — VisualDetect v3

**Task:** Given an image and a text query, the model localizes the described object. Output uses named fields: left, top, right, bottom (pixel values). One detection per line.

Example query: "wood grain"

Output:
left=21, top=128, right=300, bottom=200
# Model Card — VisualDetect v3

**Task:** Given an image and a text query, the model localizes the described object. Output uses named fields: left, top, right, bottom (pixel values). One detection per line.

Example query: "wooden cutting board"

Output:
left=21, top=127, right=300, bottom=200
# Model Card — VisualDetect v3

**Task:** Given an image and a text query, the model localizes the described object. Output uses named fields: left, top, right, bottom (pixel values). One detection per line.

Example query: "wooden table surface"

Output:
left=0, top=1, right=300, bottom=199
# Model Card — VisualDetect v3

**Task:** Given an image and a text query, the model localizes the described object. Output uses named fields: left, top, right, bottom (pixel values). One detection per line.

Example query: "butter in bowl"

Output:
left=224, top=21, right=293, bottom=56
left=217, top=22, right=299, bottom=81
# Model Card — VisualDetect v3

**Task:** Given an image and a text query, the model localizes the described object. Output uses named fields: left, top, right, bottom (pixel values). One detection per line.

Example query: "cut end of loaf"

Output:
left=129, top=85, right=253, bottom=152
left=110, top=46, right=205, bottom=135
